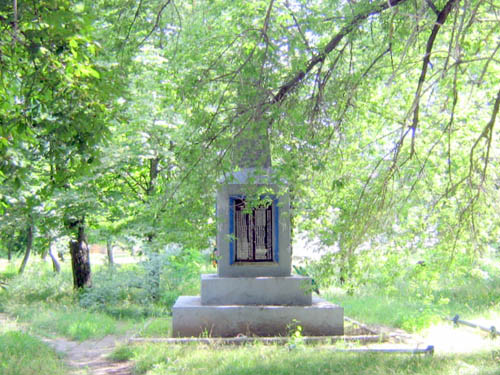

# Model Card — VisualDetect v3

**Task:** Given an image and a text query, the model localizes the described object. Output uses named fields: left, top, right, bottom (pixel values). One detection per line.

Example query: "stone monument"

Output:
left=172, top=122, right=343, bottom=337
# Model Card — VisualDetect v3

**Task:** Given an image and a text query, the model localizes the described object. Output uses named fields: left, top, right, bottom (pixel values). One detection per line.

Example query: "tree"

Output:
left=130, top=0, right=499, bottom=284
left=1, top=0, right=498, bottom=291
left=1, top=0, right=116, bottom=285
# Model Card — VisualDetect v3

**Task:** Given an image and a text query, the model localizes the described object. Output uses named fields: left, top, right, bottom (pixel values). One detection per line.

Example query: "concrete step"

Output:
left=201, top=274, right=312, bottom=306
left=172, top=296, right=344, bottom=337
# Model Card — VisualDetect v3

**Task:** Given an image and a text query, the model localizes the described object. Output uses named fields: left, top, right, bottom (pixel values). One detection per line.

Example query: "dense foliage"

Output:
left=1, top=0, right=499, bottom=290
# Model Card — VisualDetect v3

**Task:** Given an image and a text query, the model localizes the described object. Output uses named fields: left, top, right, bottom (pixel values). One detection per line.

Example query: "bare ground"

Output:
left=41, top=335, right=134, bottom=375
left=0, top=313, right=133, bottom=375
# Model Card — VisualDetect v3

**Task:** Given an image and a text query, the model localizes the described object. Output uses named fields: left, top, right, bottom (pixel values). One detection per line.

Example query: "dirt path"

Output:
left=0, top=313, right=134, bottom=375
left=42, top=335, right=134, bottom=375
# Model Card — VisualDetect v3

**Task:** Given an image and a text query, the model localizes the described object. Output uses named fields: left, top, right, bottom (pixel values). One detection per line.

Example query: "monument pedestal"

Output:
left=201, top=274, right=312, bottom=306
left=172, top=179, right=344, bottom=337
left=173, top=295, right=343, bottom=337
left=172, top=274, right=344, bottom=337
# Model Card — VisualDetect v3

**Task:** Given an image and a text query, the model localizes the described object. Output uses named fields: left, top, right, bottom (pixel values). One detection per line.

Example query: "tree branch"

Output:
left=138, top=0, right=173, bottom=47
left=285, top=0, right=312, bottom=51
left=410, top=0, right=459, bottom=156
left=468, top=87, right=500, bottom=185
left=425, top=0, right=439, bottom=16
left=125, top=0, right=144, bottom=44
left=272, top=0, right=409, bottom=104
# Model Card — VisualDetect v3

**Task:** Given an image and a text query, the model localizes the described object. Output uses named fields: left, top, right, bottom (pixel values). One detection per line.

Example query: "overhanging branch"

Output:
left=271, top=0, right=409, bottom=104
left=410, top=0, right=459, bottom=156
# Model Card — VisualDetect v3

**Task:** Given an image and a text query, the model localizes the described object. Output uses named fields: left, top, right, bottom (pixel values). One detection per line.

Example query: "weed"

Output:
left=109, top=344, right=135, bottom=361
left=287, top=319, right=304, bottom=350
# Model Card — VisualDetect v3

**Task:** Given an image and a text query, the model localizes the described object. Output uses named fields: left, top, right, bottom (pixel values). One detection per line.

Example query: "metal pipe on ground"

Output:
left=129, top=337, right=434, bottom=355
left=332, top=345, right=434, bottom=355
left=448, top=315, right=498, bottom=338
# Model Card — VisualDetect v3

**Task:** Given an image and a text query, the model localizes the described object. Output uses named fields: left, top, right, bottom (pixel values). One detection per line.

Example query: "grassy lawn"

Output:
left=111, top=343, right=500, bottom=375
left=0, top=258, right=175, bottom=341
left=1, top=256, right=500, bottom=375
left=324, top=266, right=500, bottom=333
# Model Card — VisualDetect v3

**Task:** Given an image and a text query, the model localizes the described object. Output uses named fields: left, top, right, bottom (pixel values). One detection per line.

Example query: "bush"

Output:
left=79, top=245, right=203, bottom=313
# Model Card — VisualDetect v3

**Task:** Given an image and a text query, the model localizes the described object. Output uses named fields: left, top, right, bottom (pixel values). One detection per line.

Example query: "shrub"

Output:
left=79, top=244, right=203, bottom=313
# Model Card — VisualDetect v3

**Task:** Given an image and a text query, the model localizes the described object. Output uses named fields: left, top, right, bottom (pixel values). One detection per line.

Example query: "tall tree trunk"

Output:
left=69, top=219, right=91, bottom=289
left=147, top=251, right=161, bottom=300
left=48, top=239, right=60, bottom=273
left=144, top=156, right=161, bottom=297
left=146, top=157, right=160, bottom=195
left=18, top=224, right=33, bottom=274
left=106, top=238, right=114, bottom=266
left=7, top=246, right=11, bottom=262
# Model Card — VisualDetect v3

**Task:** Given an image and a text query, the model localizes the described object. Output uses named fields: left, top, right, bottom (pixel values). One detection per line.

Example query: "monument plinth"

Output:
left=172, top=124, right=343, bottom=337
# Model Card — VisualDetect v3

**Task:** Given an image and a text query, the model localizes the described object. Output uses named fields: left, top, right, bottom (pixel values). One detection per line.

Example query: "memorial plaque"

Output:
left=234, top=198, right=273, bottom=262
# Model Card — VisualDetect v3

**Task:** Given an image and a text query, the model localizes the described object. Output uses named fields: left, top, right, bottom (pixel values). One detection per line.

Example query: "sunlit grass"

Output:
left=35, top=309, right=119, bottom=340
left=0, top=331, right=67, bottom=375
left=139, top=317, right=173, bottom=337
left=113, top=343, right=500, bottom=375
left=325, top=267, right=500, bottom=332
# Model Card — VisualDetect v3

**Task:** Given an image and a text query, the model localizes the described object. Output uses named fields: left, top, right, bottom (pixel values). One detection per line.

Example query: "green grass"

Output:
left=0, top=331, right=67, bottom=375
left=139, top=317, right=172, bottom=337
left=4, top=303, right=124, bottom=341
left=2, top=254, right=500, bottom=375
left=326, top=292, right=443, bottom=331
left=0, top=259, right=180, bottom=341
left=325, top=270, right=500, bottom=332
left=109, top=344, right=136, bottom=361
left=37, top=309, right=118, bottom=340
left=113, top=343, right=500, bottom=375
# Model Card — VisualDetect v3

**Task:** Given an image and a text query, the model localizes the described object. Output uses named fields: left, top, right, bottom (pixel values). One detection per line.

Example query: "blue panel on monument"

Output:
left=216, top=184, right=291, bottom=278
left=229, top=196, right=278, bottom=264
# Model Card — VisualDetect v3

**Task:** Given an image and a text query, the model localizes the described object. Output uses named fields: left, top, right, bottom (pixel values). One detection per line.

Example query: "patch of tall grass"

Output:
left=314, top=252, right=500, bottom=333
left=113, top=343, right=500, bottom=375
left=33, top=309, right=119, bottom=341
left=0, top=331, right=67, bottom=375
left=325, top=265, right=500, bottom=332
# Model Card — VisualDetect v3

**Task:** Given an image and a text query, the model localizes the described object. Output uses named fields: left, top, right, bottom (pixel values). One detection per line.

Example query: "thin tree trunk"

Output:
left=106, top=238, right=114, bottom=266
left=48, top=240, right=60, bottom=273
left=7, top=246, right=11, bottom=262
left=69, top=219, right=91, bottom=289
left=41, top=241, right=48, bottom=260
left=18, top=224, right=33, bottom=274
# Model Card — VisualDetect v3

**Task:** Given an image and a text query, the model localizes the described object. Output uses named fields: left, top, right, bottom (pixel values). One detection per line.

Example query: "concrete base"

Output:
left=172, top=296, right=344, bottom=337
left=201, top=274, right=312, bottom=306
